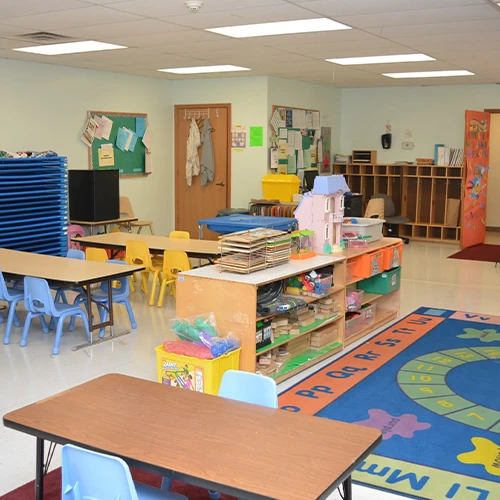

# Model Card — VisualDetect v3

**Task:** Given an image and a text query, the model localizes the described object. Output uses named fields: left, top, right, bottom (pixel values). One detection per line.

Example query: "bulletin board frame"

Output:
left=87, top=110, right=150, bottom=178
left=270, top=104, right=321, bottom=175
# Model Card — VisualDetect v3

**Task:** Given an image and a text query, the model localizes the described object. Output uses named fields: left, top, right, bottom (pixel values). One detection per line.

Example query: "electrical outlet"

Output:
left=402, top=141, right=414, bottom=150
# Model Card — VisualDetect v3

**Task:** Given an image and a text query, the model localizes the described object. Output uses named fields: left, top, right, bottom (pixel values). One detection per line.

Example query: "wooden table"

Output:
left=69, top=217, right=138, bottom=235
left=73, top=232, right=221, bottom=261
left=0, top=249, right=144, bottom=345
left=3, top=374, right=381, bottom=500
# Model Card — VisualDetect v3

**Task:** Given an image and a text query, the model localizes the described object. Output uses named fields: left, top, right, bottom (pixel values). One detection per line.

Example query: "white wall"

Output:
left=268, top=76, right=342, bottom=155
left=0, top=58, right=173, bottom=234
left=170, top=76, right=269, bottom=208
left=341, top=84, right=500, bottom=164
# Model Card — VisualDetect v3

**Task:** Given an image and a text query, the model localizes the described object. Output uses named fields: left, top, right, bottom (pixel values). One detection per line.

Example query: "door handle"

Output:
left=215, top=181, right=226, bottom=187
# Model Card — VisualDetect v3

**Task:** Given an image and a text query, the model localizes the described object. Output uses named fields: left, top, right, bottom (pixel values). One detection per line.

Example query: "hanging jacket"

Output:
left=186, top=118, right=201, bottom=186
left=200, top=118, right=215, bottom=186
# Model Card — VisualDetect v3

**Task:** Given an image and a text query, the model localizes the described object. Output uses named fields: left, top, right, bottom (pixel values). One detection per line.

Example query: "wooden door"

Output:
left=461, top=110, right=491, bottom=248
left=175, top=104, right=231, bottom=239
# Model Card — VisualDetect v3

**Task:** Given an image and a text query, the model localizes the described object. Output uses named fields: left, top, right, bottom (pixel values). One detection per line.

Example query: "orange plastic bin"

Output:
left=383, top=242, right=403, bottom=270
left=352, top=250, right=384, bottom=279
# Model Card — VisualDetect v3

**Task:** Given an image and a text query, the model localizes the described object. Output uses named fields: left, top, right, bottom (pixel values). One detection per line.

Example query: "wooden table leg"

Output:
left=35, top=437, right=44, bottom=500
left=343, top=475, right=352, bottom=500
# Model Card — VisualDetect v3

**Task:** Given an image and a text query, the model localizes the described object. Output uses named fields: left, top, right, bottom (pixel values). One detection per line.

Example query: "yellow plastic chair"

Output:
left=169, top=230, right=190, bottom=239
left=85, top=248, right=108, bottom=262
left=125, top=241, right=162, bottom=304
left=157, top=250, right=191, bottom=307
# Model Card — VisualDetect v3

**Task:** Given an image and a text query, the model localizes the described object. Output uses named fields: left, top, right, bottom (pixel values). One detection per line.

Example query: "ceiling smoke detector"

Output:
left=185, top=0, right=203, bottom=13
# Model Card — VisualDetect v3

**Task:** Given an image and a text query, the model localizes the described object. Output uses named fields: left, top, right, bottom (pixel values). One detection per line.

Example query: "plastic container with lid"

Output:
left=262, top=174, right=300, bottom=202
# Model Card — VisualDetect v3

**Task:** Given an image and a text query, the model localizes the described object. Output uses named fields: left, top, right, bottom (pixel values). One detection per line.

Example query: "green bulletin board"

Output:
left=88, top=111, right=149, bottom=177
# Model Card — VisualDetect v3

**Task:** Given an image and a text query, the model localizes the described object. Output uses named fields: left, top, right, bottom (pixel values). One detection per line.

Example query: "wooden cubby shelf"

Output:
left=334, top=163, right=463, bottom=243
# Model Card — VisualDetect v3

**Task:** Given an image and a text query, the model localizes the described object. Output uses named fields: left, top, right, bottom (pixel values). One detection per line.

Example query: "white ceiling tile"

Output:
left=106, top=0, right=286, bottom=18
left=158, top=38, right=245, bottom=55
left=55, top=19, right=184, bottom=39
left=335, top=5, right=499, bottom=29
left=0, top=0, right=89, bottom=19
left=3, top=5, right=144, bottom=30
left=161, top=3, right=317, bottom=29
left=0, top=24, right=28, bottom=36
left=107, top=29, right=223, bottom=48
left=391, top=30, right=500, bottom=48
left=291, top=0, right=486, bottom=18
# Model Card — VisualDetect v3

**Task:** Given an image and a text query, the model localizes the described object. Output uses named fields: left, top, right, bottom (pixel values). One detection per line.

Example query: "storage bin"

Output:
left=346, top=290, right=364, bottom=312
left=352, top=250, right=384, bottom=278
left=358, top=267, right=401, bottom=295
left=383, top=242, right=403, bottom=270
left=346, top=260, right=356, bottom=283
left=155, top=345, right=241, bottom=395
left=360, top=303, right=378, bottom=325
left=262, top=174, right=300, bottom=203
left=342, top=217, right=385, bottom=242
left=345, top=313, right=364, bottom=339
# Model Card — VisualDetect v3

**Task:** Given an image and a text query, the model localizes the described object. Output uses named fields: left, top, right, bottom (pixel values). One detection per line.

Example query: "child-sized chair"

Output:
left=62, top=444, right=188, bottom=500
left=119, top=196, right=155, bottom=235
left=22, top=277, right=90, bottom=355
left=157, top=250, right=191, bottom=307
left=169, top=230, right=190, bottom=239
left=1, top=270, right=24, bottom=345
left=125, top=240, right=162, bottom=303
left=161, top=371, right=278, bottom=498
left=86, top=247, right=109, bottom=262
left=54, top=249, right=86, bottom=304
left=71, top=260, right=136, bottom=338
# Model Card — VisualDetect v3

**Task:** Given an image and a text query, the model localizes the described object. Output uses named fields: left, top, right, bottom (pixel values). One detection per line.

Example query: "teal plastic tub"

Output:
left=358, top=267, right=401, bottom=295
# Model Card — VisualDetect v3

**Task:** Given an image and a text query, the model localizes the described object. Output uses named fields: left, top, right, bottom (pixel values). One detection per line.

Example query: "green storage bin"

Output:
left=358, top=267, right=401, bottom=295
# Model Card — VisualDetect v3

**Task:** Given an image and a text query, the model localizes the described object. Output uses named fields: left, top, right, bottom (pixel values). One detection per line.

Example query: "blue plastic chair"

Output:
left=21, top=277, right=90, bottom=355
left=61, top=444, right=188, bottom=500
left=162, top=370, right=278, bottom=498
left=54, top=249, right=86, bottom=305
left=70, top=260, right=136, bottom=338
left=0, top=269, right=24, bottom=345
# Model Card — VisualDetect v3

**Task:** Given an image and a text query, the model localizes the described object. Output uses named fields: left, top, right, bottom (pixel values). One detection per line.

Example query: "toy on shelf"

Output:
left=285, top=270, right=333, bottom=297
left=294, top=174, right=350, bottom=254
left=290, top=229, right=316, bottom=260
left=346, top=290, right=364, bottom=312
left=343, top=231, right=371, bottom=248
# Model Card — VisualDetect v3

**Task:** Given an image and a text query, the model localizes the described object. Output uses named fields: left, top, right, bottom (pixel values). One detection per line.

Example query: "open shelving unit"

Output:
left=333, top=163, right=462, bottom=243
left=176, top=238, right=402, bottom=382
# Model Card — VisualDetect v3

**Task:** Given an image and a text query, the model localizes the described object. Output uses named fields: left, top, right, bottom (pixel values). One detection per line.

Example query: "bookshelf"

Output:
left=333, top=163, right=462, bottom=243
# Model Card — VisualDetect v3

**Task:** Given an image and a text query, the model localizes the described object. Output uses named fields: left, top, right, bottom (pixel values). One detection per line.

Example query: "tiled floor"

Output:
left=1, top=237, right=500, bottom=499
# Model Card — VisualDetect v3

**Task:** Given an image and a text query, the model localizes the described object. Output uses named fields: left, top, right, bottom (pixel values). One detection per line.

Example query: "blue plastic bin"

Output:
left=198, top=214, right=297, bottom=236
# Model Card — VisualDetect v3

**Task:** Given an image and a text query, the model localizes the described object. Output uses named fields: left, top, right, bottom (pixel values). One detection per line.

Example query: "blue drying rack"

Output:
left=0, top=156, right=68, bottom=256
left=198, top=214, right=297, bottom=237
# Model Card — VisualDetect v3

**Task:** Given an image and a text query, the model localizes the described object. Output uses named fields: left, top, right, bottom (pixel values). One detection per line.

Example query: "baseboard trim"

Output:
left=486, top=227, right=500, bottom=233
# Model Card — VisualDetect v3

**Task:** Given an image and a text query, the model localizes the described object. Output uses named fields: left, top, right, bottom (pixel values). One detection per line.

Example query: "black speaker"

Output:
left=68, top=170, right=119, bottom=222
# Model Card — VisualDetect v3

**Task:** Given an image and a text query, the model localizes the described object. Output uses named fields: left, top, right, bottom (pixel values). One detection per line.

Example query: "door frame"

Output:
left=174, top=103, right=232, bottom=231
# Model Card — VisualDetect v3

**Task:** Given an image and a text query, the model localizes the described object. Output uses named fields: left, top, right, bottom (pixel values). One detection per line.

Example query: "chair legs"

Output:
left=20, top=312, right=49, bottom=347
left=148, top=270, right=162, bottom=306
left=157, top=278, right=175, bottom=308
left=53, top=311, right=90, bottom=355
left=3, top=299, right=22, bottom=345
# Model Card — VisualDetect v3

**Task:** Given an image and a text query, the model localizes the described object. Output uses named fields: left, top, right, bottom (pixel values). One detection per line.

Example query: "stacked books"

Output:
left=334, top=154, right=352, bottom=164
left=436, top=146, right=464, bottom=167
left=218, top=228, right=291, bottom=274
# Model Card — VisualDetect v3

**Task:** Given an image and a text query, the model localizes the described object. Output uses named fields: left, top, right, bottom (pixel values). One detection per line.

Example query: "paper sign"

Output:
left=312, top=111, right=320, bottom=129
left=250, top=126, right=264, bottom=147
left=305, top=111, right=313, bottom=129
left=287, top=132, right=295, bottom=150
left=270, top=147, right=278, bottom=170
left=99, top=116, right=113, bottom=140
left=270, top=109, right=283, bottom=134
left=279, top=128, right=288, bottom=139
left=142, top=126, right=151, bottom=150
left=231, top=125, right=246, bottom=149
left=286, top=109, right=293, bottom=128
left=293, top=109, right=306, bottom=129
left=81, top=116, right=98, bottom=147
left=98, top=147, right=115, bottom=167
left=136, top=117, right=146, bottom=137
left=297, top=149, right=304, bottom=169
left=278, top=141, right=287, bottom=160
left=287, top=154, right=297, bottom=174
left=116, top=127, right=130, bottom=152
left=93, top=116, right=104, bottom=140
left=128, top=133, right=138, bottom=152
left=101, top=143, right=113, bottom=149
left=304, top=149, right=312, bottom=168
left=294, top=131, right=302, bottom=151
left=146, top=150, right=153, bottom=173
left=310, top=146, right=317, bottom=164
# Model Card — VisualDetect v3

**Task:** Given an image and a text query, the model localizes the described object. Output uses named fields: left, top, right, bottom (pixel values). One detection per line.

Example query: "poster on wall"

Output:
left=231, top=125, right=246, bottom=151
left=319, top=126, right=332, bottom=175
left=462, top=110, right=491, bottom=249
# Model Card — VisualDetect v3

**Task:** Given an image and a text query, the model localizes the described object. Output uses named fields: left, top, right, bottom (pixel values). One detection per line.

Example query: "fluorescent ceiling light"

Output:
left=384, top=70, right=474, bottom=78
left=327, top=54, right=435, bottom=65
left=13, top=40, right=126, bottom=55
left=206, top=18, right=351, bottom=38
left=158, top=65, right=250, bottom=74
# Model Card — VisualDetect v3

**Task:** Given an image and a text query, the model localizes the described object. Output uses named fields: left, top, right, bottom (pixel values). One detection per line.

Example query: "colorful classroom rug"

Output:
left=448, top=243, right=500, bottom=263
left=279, top=307, right=500, bottom=500
left=0, top=468, right=236, bottom=500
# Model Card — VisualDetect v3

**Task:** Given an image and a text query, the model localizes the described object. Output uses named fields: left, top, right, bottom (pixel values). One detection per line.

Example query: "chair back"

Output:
left=169, top=230, right=190, bottom=239
left=162, top=250, right=191, bottom=280
left=62, top=444, right=138, bottom=500
left=219, top=370, right=278, bottom=408
left=86, top=247, right=109, bottom=262
left=100, top=260, right=130, bottom=296
left=67, top=249, right=85, bottom=260
left=120, top=196, right=135, bottom=218
left=364, top=198, right=384, bottom=219
left=125, top=240, right=153, bottom=269
left=372, top=193, right=396, bottom=218
left=0, top=269, right=10, bottom=301
left=24, top=277, right=55, bottom=316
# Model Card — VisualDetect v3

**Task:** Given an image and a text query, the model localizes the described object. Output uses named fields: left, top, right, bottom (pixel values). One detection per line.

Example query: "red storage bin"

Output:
left=383, top=242, right=403, bottom=270
left=352, top=250, right=384, bottom=278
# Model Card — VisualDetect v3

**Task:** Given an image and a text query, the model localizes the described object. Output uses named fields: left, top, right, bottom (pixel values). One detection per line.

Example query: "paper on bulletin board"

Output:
left=124, top=128, right=134, bottom=151
left=93, top=116, right=104, bottom=140
left=310, top=146, right=317, bottom=165
left=305, top=111, right=313, bottom=129
left=81, top=116, right=98, bottom=147
left=145, top=150, right=153, bottom=173
left=293, top=109, right=306, bottom=129
left=128, top=133, right=138, bottom=153
left=279, top=128, right=288, bottom=139
left=304, top=149, right=312, bottom=168
left=270, top=109, right=284, bottom=134
left=101, top=143, right=113, bottom=150
left=250, top=126, right=264, bottom=147
left=294, top=130, right=302, bottom=151
left=270, top=147, right=278, bottom=170
left=278, top=141, right=287, bottom=160
left=136, top=117, right=146, bottom=138
left=116, top=127, right=131, bottom=152
left=99, top=116, right=113, bottom=140
left=286, top=109, right=293, bottom=128
left=287, top=132, right=295, bottom=150
left=297, top=149, right=304, bottom=170
left=287, top=154, right=297, bottom=174
left=231, top=125, right=246, bottom=149
left=98, top=147, right=115, bottom=167
left=312, top=112, right=320, bottom=129
left=142, top=126, right=151, bottom=150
